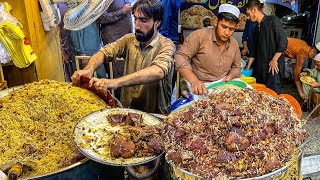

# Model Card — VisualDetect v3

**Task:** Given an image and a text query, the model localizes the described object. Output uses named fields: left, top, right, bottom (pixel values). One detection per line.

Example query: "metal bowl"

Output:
left=73, top=108, right=163, bottom=167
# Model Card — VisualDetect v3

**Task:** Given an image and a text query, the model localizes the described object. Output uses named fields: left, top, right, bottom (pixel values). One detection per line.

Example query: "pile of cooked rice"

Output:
left=0, top=80, right=108, bottom=178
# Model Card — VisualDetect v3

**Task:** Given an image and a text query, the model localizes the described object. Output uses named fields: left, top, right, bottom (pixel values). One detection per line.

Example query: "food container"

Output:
left=168, top=150, right=304, bottom=180
left=240, top=76, right=256, bottom=84
left=0, top=85, right=123, bottom=179
left=241, top=68, right=253, bottom=77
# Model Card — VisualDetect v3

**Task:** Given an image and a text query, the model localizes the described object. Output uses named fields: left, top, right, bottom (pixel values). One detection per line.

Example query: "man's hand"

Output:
left=191, top=80, right=207, bottom=95
left=181, top=90, right=190, bottom=99
left=269, top=58, right=279, bottom=75
left=223, top=76, right=233, bottom=82
left=309, top=82, right=320, bottom=88
left=122, top=4, right=133, bottom=14
left=299, top=72, right=308, bottom=77
left=89, top=77, right=120, bottom=90
left=299, top=92, right=308, bottom=100
left=241, top=47, right=249, bottom=56
left=71, top=69, right=93, bottom=86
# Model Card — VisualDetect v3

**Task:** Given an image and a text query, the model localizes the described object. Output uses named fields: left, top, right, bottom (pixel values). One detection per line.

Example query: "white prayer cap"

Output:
left=316, top=42, right=320, bottom=51
left=314, top=53, right=320, bottom=61
left=218, top=4, right=240, bottom=18
left=202, top=16, right=211, bottom=20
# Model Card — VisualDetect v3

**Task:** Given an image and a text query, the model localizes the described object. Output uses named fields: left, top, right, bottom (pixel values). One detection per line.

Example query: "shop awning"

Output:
left=264, top=0, right=298, bottom=13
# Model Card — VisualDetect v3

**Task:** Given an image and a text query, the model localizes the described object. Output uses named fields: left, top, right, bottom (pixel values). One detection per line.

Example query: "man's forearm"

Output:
left=117, top=65, right=165, bottom=87
left=247, top=57, right=255, bottom=69
left=227, top=68, right=241, bottom=79
left=178, top=68, right=200, bottom=84
left=84, top=51, right=105, bottom=73
left=272, top=52, right=283, bottom=61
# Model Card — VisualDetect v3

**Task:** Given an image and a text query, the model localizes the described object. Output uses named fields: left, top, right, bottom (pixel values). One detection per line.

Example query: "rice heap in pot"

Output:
left=162, top=87, right=309, bottom=179
left=0, top=80, right=108, bottom=178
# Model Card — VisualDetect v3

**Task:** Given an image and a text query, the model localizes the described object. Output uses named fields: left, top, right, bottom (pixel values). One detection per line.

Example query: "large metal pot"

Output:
left=168, top=150, right=304, bottom=180
left=0, top=86, right=123, bottom=179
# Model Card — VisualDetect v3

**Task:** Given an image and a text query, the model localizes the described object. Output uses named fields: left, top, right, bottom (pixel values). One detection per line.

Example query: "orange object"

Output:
left=251, top=83, right=266, bottom=89
left=253, top=86, right=278, bottom=97
left=279, top=94, right=302, bottom=118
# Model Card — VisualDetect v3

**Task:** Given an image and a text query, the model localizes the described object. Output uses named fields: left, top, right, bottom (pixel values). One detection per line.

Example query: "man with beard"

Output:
left=244, top=0, right=287, bottom=94
left=71, top=0, right=175, bottom=114
left=176, top=4, right=242, bottom=96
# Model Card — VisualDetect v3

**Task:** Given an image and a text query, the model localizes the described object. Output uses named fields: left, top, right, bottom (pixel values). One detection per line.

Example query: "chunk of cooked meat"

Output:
left=125, top=112, right=143, bottom=126
left=225, top=132, right=250, bottom=152
left=110, top=137, right=136, bottom=158
left=108, top=114, right=126, bottom=126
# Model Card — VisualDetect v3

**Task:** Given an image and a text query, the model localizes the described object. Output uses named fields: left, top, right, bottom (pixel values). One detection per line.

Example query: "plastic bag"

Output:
left=0, top=39, right=11, bottom=63
left=0, top=2, right=36, bottom=68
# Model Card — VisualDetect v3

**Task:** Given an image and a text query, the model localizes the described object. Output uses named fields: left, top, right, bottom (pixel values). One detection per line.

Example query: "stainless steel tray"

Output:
left=73, top=108, right=163, bottom=167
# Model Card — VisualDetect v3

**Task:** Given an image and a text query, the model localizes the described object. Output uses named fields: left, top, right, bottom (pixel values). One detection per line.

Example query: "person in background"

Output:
left=98, top=0, right=133, bottom=99
left=241, top=19, right=257, bottom=56
left=202, top=16, right=212, bottom=27
left=284, top=37, right=318, bottom=100
left=71, top=0, right=175, bottom=114
left=175, top=4, right=241, bottom=97
left=159, top=0, right=181, bottom=101
left=58, top=3, right=74, bottom=82
left=69, top=21, right=107, bottom=78
left=245, top=0, right=287, bottom=94
left=300, top=53, right=320, bottom=99
left=159, top=0, right=181, bottom=45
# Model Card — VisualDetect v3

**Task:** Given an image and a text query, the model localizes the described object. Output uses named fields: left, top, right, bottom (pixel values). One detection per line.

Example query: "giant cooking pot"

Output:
left=0, top=84, right=123, bottom=179
left=168, top=150, right=304, bottom=180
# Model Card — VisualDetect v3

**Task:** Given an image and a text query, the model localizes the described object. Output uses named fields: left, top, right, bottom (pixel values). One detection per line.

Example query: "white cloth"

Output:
left=314, top=53, right=320, bottom=61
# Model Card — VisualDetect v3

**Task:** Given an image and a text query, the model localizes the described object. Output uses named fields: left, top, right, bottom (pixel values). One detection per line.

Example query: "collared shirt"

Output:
left=175, top=28, right=241, bottom=82
left=100, top=33, right=175, bottom=114
left=159, top=0, right=181, bottom=42
left=285, top=38, right=310, bottom=59
left=98, top=0, right=132, bottom=44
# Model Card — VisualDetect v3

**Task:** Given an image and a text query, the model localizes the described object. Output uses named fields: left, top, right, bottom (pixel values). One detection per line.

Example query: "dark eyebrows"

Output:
left=133, top=15, right=150, bottom=21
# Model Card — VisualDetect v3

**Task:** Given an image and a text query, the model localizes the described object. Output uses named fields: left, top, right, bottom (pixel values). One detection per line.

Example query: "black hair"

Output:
left=133, top=0, right=164, bottom=29
left=244, top=0, right=264, bottom=11
left=217, top=12, right=239, bottom=24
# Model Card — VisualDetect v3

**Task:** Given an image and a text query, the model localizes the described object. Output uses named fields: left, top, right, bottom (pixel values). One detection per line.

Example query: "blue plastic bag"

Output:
left=170, top=93, right=194, bottom=111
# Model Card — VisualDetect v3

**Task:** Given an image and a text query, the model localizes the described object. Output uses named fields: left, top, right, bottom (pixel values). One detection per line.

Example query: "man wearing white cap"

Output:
left=245, top=0, right=287, bottom=94
left=300, top=53, right=320, bottom=98
left=176, top=4, right=241, bottom=96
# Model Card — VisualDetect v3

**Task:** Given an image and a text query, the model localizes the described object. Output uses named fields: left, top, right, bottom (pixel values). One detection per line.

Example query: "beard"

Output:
left=135, top=25, right=155, bottom=42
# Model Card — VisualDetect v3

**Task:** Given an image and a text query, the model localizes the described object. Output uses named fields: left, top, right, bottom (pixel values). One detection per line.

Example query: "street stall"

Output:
left=0, top=0, right=319, bottom=179
left=0, top=78, right=312, bottom=179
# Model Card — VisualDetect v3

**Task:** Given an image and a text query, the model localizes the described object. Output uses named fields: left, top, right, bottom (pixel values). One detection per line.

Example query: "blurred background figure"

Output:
left=58, top=3, right=74, bottom=82
left=202, top=16, right=212, bottom=27
left=69, top=21, right=107, bottom=78
left=98, top=0, right=133, bottom=99
left=159, top=0, right=182, bottom=102
left=284, top=37, right=318, bottom=100
left=241, top=19, right=257, bottom=56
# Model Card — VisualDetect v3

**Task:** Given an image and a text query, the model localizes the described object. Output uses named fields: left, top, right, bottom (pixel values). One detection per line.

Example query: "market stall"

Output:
left=0, top=78, right=311, bottom=179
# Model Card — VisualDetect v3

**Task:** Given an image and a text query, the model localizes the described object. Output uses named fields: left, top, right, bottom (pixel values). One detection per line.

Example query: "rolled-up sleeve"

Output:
left=175, top=31, right=201, bottom=70
left=273, top=16, right=287, bottom=52
left=151, top=38, right=175, bottom=76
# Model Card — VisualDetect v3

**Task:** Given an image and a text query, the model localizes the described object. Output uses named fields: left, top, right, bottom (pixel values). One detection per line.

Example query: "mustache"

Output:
left=135, top=30, right=144, bottom=34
